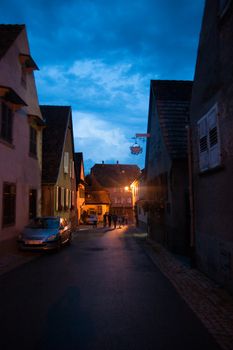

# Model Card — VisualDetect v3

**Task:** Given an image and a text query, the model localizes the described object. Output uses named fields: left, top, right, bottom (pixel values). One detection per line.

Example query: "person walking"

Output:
left=112, top=214, right=118, bottom=229
left=103, top=212, right=107, bottom=227
left=108, top=213, right=112, bottom=228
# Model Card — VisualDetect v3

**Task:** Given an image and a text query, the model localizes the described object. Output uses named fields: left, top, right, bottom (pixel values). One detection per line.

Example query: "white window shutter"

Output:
left=64, top=152, right=69, bottom=174
left=198, top=117, right=209, bottom=172
left=208, top=106, right=220, bottom=168
left=55, top=186, right=59, bottom=211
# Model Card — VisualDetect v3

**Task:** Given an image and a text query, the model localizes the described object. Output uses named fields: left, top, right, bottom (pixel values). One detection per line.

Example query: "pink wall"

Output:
left=0, top=27, right=42, bottom=241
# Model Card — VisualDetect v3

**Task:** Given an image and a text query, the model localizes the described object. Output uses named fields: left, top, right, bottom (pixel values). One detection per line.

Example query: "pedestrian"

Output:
left=103, top=212, right=107, bottom=227
left=121, top=216, right=125, bottom=227
left=112, top=214, right=118, bottom=229
left=92, top=215, right=97, bottom=229
left=108, top=213, right=112, bottom=228
left=118, top=216, right=122, bottom=229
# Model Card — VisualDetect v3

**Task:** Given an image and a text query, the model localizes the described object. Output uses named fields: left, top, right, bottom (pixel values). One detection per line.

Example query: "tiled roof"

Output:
left=85, top=190, right=111, bottom=204
left=0, top=25, right=24, bottom=60
left=40, top=105, right=71, bottom=184
left=91, top=163, right=141, bottom=188
left=74, top=152, right=84, bottom=185
left=151, top=80, right=193, bottom=158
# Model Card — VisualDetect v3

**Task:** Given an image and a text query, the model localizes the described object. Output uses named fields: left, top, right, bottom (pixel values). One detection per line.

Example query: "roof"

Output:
left=85, top=190, right=111, bottom=205
left=40, top=105, right=71, bottom=184
left=74, top=152, right=85, bottom=185
left=0, top=25, right=24, bottom=60
left=151, top=80, right=193, bottom=159
left=91, top=163, right=141, bottom=188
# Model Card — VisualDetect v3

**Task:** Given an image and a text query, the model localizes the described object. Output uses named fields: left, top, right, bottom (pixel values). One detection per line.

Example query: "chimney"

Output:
left=116, top=160, right=119, bottom=164
left=102, top=161, right=104, bottom=164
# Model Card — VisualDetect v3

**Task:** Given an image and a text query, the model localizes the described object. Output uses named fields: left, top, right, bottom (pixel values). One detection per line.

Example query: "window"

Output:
left=21, top=66, right=27, bottom=88
left=29, top=189, right=37, bottom=219
left=0, top=101, right=13, bottom=143
left=29, top=126, right=37, bottom=156
left=97, top=205, right=102, bottom=215
left=2, top=183, right=16, bottom=226
left=127, top=197, right=132, bottom=204
left=198, top=104, right=221, bottom=172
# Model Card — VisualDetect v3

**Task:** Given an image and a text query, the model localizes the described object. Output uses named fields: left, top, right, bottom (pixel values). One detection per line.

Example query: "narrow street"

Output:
left=0, top=226, right=220, bottom=350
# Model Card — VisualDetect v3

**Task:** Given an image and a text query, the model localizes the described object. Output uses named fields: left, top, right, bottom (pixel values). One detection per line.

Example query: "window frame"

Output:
left=29, top=126, right=37, bottom=157
left=0, top=101, right=13, bottom=144
left=197, top=104, right=221, bottom=173
left=2, top=182, right=16, bottom=227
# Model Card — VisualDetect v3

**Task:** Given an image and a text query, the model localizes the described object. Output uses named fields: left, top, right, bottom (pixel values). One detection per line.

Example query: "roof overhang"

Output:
left=19, top=53, right=39, bottom=71
left=27, top=114, right=46, bottom=127
left=0, top=86, right=27, bottom=109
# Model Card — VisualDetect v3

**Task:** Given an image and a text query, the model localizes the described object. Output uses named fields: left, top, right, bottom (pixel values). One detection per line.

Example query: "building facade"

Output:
left=145, top=80, right=193, bottom=254
left=90, top=162, right=140, bottom=223
left=131, top=169, right=148, bottom=231
left=0, top=25, right=43, bottom=241
left=74, top=152, right=85, bottom=225
left=190, top=0, right=233, bottom=291
left=40, top=106, right=77, bottom=228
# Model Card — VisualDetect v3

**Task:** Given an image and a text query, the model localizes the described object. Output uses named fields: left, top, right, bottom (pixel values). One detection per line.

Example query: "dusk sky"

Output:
left=1, top=0, right=205, bottom=173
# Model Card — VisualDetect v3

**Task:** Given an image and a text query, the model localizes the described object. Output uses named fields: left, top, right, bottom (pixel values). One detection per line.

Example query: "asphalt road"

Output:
left=0, top=226, right=221, bottom=350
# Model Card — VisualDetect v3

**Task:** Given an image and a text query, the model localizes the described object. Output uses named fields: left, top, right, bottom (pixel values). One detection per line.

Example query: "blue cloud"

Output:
left=0, top=0, right=205, bottom=169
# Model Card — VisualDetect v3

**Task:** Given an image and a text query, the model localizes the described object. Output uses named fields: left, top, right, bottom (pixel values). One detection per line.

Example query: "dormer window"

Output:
left=19, top=54, right=39, bottom=88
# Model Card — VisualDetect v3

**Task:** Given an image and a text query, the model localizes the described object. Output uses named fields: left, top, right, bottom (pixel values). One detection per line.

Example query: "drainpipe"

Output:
left=186, top=125, right=195, bottom=266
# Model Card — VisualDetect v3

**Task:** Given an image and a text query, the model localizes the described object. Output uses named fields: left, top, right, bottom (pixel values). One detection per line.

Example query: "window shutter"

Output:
left=55, top=186, right=59, bottom=211
left=64, top=152, right=69, bottom=174
left=61, top=187, right=64, bottom=208
left=198, top=117, right=209, bottom=172
left=72, top=161, right=75, bottom=179
left=69, top=159, right=72, bottom=178
left=66, top=188, right=69, bottom=207
left=72, top=190, right=75, bottom=206
left=208, top=106, right=220, bottom=168
left=69, top=190, right=72, bottom=208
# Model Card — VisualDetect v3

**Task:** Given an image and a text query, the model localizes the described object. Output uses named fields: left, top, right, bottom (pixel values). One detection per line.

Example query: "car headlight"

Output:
left=47, top=234, right=58, bottom=241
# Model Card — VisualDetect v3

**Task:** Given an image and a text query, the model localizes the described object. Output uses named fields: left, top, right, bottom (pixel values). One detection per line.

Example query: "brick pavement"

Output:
left=133, top=230, right=233, bottom=350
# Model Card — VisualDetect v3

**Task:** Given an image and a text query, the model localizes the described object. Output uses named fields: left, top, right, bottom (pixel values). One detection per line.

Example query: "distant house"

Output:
left=190, top=0, right=233, bottom=291
left=74, top=152, right=85, bottom=224
left=145, top=80, right=193, bottom=254
left=0, top=25, right=44, bottom=241
left=82, top=187, right=111, bottom=223
left=40, top=106, right=77, bottom=227
left=90, top=162, right=141, bottom=223
left=131, top=169, right=148, bottom=231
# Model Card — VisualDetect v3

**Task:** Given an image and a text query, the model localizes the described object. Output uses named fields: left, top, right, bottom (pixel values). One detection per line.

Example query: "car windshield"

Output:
left=27, top=218, right=60, bottom=229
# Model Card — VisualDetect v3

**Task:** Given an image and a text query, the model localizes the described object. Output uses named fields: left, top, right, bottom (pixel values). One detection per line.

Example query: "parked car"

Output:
left=85, top=214, right=98, bottom=225
left=17, top=216, right=72, bottom=251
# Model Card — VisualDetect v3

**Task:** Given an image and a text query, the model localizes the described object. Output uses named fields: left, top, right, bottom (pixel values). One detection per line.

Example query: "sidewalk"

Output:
left=132, top=228, right=233, bottom=350
left=0, top=236, right=40, bottom=276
